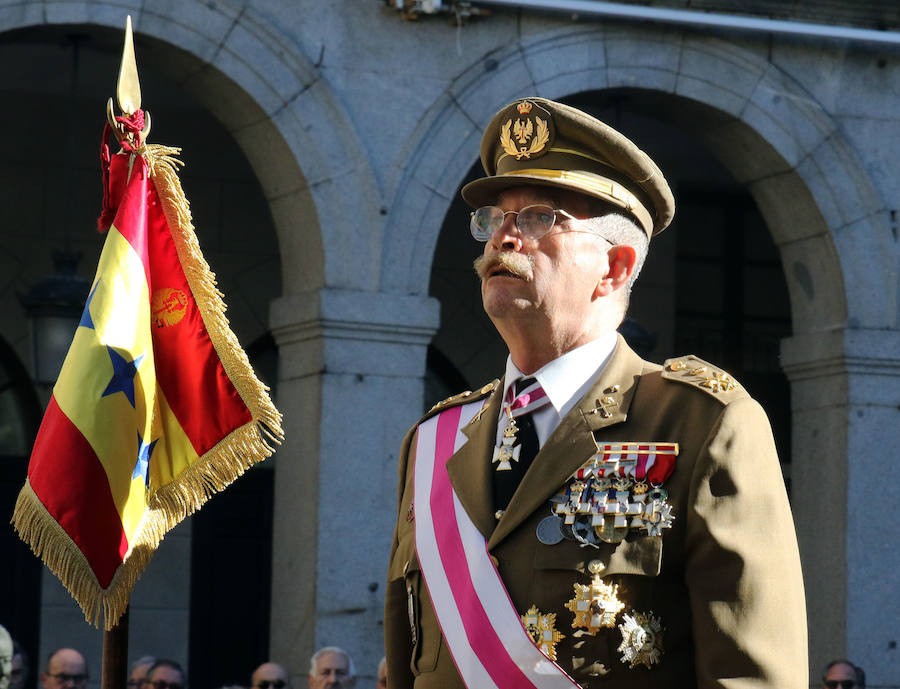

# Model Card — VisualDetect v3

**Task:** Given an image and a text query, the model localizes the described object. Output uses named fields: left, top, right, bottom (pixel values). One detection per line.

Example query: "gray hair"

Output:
left=580, top=210, right=649, bottom=299
left=130, top=657, right=157, bottom=672
left=308, top=647, right=355, bottom=678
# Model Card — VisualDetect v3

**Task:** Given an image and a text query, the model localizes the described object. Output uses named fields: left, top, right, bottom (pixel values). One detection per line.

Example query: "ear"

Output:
left=594, top=244, right=637, bottom=298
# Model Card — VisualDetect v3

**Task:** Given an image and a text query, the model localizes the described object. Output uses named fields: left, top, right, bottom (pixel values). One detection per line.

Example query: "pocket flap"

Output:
left=533, top=535, right=661, bottom=576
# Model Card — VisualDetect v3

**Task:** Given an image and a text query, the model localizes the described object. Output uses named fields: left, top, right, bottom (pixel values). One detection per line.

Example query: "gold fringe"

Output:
left=12, top=145, right=285, bottom=630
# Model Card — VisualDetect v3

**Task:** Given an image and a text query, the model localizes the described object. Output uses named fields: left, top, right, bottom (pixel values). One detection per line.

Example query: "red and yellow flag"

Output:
left=12, top=139, right=283, bottom=629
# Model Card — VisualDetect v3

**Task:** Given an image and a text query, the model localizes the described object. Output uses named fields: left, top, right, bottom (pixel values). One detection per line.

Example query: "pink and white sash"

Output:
left=413, top=400, right=580, bottom=689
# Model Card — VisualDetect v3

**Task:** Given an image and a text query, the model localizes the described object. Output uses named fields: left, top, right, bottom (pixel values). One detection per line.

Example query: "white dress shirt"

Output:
left=495, top=331, right=618, bottom=448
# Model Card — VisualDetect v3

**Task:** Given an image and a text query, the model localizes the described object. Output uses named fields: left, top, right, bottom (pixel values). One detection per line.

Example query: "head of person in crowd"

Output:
left=144, top=660, right=185, bottom=689
left=251, top=662, right=291, bottom=689
left=307, top=647, right=354, bottom=689
left=40, top=649, right=88, bottom=689
left=822, top=659, right=865, bottom=689
left=9, top=642, right=28, bottom=689
left=375, top=658, right=385, bottom=689
left=0, top=625, right=12, bottom=689
left=127, top=656, right=156, bottom=689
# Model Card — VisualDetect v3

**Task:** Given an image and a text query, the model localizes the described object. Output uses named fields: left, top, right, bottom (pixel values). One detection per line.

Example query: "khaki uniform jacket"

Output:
left=385, top=337, right=807, bottom=689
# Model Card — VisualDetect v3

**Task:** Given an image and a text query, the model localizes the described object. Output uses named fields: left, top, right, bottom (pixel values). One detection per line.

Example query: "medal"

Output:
left=550, top=441, right=679, bottom=542
left=521, top=606, right=565, bottom=660
left=492, top=405, right=521, bottom=471
left=536, top=515, right=564, bottom=545
left=617, top=611, right=665, bottom=669
left=492, top=380, right=550, bottom=472
left=565, top=574, right=625, bottom=634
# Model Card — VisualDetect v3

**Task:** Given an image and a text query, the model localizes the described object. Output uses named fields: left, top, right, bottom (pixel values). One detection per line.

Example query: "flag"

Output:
left=12, top=129, right=283, bottom=630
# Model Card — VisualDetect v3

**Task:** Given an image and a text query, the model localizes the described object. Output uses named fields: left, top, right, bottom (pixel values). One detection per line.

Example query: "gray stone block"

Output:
left=838, top=116, right=900, bottom=212
left=407, top=97, right=479, bottom=201
left=520, top=27, right=608, bottom=87
left=380, top=178, right=442, bottom=294
left=135, top=5, right=227, bottom=65
left=832, top=214, right=896, bottom=329
left=449, top=46, right=537, bottom=128
left=0, top=2, right=43, bottom=29
left=777, top=233, right=847, bottom=332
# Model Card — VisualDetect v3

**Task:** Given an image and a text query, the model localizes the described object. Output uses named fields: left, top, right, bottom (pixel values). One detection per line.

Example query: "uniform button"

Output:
left=588, top=559, right=606, bottom=574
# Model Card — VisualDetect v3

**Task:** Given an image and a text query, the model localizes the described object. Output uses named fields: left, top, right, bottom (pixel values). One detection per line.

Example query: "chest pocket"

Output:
left=392, top=541, right=443, bottom=676
left=532, top=534, right=662, bottom=581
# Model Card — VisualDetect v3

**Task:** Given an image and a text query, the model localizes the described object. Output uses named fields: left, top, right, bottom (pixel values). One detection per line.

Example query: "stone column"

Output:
left=781, top=328, right=900, bottom=686
left=268, top=287, right=440, bottom=686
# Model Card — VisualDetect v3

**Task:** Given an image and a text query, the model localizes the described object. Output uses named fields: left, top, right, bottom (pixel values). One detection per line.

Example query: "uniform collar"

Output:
left=502, top=331, right=618, bottom=415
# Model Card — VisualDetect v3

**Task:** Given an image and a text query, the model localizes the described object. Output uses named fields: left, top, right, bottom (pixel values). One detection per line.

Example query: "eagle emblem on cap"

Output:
left=500, top=100, right=551, bottom=160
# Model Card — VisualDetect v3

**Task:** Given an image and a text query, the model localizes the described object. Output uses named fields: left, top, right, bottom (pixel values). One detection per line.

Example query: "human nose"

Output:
left=488, top=211, right=523, bottom=252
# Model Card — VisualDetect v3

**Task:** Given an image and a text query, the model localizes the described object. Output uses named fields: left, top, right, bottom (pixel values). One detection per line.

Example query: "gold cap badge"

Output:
left=499, top=100, right=554, bottom=161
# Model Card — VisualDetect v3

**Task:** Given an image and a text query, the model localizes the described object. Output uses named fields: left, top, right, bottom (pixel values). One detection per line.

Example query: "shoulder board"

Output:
left=427, top=379, right=500, bottom=415
left=661, top=355, right=746, bottom=403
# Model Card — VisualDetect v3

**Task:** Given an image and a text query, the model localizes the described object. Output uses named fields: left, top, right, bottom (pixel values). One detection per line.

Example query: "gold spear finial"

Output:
left=106, top=15, right=151, bottom=146
left=117, top=15, right=140, bottom=115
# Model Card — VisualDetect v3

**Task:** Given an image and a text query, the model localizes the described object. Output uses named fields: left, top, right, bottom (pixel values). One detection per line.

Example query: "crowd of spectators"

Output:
left=1, top=622, right=866, bottom=689
left=0, top=632, right=381, bottom=689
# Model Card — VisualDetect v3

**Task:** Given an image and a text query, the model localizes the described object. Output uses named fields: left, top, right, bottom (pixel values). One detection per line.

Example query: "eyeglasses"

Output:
left=469, top=205, right=581, bottom=242
left=824, top=681, right=856, bottom=689
left=47, top=674, right=88, bottom=687
left=254, top=681, right=287, bottom=689
left=148, top=681, right=183, bottom=689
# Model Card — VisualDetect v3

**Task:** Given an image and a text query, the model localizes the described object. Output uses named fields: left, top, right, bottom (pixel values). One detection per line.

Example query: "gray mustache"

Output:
left=473, top=252, right=534, bottom=281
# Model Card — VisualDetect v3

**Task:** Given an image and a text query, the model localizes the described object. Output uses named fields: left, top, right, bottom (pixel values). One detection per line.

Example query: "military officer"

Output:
left=385, top=97, right=807, bottom=689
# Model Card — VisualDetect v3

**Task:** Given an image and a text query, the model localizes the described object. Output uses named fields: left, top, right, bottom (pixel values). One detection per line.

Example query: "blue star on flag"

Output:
left=79, top=282, right=99, bottom=330
left=134, top=431, right=157, bottom=487
left=101, top=347, right=144, bottom=408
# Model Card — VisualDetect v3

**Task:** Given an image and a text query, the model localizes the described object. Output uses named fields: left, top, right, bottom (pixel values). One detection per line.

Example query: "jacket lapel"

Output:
left=487, top=337, right=646, bottom=550
left=445, top=381, right=504, bottom=540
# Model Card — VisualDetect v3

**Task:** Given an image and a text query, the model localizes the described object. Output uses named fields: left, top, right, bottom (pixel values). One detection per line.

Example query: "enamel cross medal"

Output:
left=492, top=403, right=522, bottom=471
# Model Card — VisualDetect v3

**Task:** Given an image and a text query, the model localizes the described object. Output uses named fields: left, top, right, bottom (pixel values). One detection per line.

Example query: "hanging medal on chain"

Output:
left=492, top=378, right=550, bottom=472
left=493, top=403, right=522, bottom=471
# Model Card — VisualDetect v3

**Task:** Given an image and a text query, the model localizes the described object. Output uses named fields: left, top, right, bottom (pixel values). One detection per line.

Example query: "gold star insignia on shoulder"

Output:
left=427, top=380, right=499, bottom=414
left=522, top=605, right=565, bottom=660
left=662, top=355, right=744, bottom=401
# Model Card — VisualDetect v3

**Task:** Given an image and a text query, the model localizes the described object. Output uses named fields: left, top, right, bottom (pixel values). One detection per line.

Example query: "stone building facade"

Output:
left=0, top=1, right=897, bottom=687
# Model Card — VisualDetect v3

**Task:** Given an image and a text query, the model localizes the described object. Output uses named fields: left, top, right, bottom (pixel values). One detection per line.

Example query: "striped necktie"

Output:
left=492, top=377, right=550, bottom=518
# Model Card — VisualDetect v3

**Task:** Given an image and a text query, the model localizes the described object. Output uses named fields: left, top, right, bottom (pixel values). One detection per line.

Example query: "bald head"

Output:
left=41, top=649, right=87, bottom=689
left=251, top=662, right=291, bottom=689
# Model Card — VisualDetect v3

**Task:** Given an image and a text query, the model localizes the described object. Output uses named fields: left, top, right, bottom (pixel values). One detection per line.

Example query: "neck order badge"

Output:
left=12, top=131, right=283, bottom=630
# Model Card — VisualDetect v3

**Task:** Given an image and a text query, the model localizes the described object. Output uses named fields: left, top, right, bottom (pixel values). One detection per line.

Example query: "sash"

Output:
left=413, top=400, right=580, bottom=689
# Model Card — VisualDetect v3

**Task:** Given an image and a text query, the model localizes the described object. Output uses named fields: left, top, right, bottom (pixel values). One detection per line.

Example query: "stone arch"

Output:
left=385, top=25, right=895, bottom=333
left=0, top=1, right=380, bottom=295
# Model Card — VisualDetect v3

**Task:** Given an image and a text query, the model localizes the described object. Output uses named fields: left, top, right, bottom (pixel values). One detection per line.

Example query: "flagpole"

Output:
left=101, top=605, right=130, bottom=689
left=100, top=20, right=140, bottom=688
